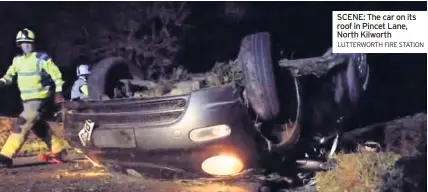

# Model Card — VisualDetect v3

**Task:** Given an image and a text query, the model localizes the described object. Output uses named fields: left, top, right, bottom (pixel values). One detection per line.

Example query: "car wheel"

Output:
left=88, top=57, right=143, bottom=100
left=237, top=32, right=280, bottom=121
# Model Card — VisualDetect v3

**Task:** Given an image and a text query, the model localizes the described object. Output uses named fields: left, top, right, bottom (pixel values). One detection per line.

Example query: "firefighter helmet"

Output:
left=16, top=28, right=35, bottom=43
left=76, top=64, right=91, bottom=76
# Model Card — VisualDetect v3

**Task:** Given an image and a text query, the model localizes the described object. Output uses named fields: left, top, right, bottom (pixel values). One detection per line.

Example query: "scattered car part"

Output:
left=328, top=133, right=339, bottom=158
left=295, top=159, right=336, bottom=172
left=296, top=160, right=325, bottom=171
left=126, top=168, right=143, bottom=177
left=357, top=141, right=381, bottom=152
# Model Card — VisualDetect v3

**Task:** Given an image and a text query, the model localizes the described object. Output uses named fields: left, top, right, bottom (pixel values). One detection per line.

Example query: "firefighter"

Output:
left=71, top=64, right=91, bottom=100
left=0, top=28, right=67, bottom=168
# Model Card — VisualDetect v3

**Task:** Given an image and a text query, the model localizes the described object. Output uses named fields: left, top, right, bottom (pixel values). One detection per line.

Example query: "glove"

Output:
left=54, top=92, right=64, bottom=104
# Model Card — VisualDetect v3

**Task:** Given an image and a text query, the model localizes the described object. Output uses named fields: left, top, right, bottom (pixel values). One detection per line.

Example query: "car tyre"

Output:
left=88, top=57, right=143, bottom=100
left=237, top=32, right=281, bottom=121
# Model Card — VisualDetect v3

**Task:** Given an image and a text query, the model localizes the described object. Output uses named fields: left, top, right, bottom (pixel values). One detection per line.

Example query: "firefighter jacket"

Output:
left=71, top=76, right=89, bottom=100
left=0, top=52, right=64, bottom=101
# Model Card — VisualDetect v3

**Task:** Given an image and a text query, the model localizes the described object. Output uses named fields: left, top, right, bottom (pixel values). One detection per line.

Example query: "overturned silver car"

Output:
left=61, top=32, right=370, bottom=186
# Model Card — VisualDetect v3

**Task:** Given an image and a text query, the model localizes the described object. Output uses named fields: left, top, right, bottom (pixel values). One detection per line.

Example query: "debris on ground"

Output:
left=316, top=152, right=401, bottom=192
left=316, top=113, right=427, bottom=192
left=0, top=114, right=425, bottom=192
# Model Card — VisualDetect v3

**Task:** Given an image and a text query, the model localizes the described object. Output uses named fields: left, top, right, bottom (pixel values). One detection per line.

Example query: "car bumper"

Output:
left=63, top=84, right=262, bottom=178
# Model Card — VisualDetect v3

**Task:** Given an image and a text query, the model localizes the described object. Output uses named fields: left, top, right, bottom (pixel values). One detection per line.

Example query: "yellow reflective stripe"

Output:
left=20, top=87, right=50, bottom=94
left=17, top=71, right=41, bottom=76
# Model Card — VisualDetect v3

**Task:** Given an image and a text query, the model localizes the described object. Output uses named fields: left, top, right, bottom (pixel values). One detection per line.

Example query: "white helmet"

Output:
left=76, top=64, right=91, bottom=76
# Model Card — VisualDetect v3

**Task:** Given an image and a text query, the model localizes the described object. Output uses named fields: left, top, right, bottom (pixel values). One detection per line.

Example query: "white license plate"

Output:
left=78, top=120, right=95, bottom=146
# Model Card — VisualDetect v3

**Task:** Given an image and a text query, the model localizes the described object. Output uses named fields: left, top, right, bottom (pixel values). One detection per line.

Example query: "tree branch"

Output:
left=341, top=113, right=427, bottom=156
left=278, top=52, right=350, bottom=78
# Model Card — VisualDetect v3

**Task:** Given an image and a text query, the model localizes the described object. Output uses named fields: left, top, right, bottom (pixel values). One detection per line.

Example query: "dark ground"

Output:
left=0, top=113, right=425, bottom=192
left=0, top=160, right=259, bottom=192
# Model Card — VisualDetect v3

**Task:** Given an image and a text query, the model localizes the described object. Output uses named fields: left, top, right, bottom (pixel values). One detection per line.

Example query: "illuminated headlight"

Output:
left=189, top=124, right=231, bottom=142
left=201, top=155, right=244, bottom=176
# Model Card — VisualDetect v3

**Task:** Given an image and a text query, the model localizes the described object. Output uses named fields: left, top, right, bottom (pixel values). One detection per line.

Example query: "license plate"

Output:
left=78, top=120, right=95, bottom=146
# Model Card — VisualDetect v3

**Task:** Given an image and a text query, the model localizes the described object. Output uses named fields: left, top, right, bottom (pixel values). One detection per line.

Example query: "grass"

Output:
left=316, top=152, right=401, bottom=192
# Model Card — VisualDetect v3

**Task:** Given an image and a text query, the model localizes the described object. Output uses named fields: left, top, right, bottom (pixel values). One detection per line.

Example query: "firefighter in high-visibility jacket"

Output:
left=0, top=28, right=67, bottom=168
left=71, top=64, right=91, bottom=100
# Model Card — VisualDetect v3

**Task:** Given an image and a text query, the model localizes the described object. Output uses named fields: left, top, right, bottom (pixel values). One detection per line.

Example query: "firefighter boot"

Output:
left=0, top=132, right=26, bottom=168
left=39, top=135, right=68, bottom=164
left=38, top=150, right=67, bottom=164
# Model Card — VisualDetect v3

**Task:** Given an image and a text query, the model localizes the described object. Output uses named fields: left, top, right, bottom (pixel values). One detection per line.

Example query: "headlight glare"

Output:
left=189, top=124, right=231, bottom=142
left=201, top=155, right=244, bottom=176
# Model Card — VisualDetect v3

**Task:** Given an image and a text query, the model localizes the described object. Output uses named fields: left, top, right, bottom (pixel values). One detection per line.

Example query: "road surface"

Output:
left=0, top=157, right=264, bottom=192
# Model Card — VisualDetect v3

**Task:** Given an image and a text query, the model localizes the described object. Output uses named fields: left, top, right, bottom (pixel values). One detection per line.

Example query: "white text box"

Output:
left=332, top=11, right=427, bottom=53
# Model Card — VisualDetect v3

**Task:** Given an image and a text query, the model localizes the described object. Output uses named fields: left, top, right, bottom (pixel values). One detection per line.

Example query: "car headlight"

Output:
left=201, top=155, right=244, bottom=176
left=189, top=124, right=231, bottom=142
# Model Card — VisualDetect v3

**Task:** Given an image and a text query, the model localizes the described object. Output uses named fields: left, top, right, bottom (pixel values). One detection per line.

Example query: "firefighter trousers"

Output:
left=0, top=100, right=66, bottom=158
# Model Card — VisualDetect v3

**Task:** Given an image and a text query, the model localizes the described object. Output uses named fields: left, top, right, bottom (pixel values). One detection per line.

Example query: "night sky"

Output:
left=0, top=1, right=426, bottom=127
